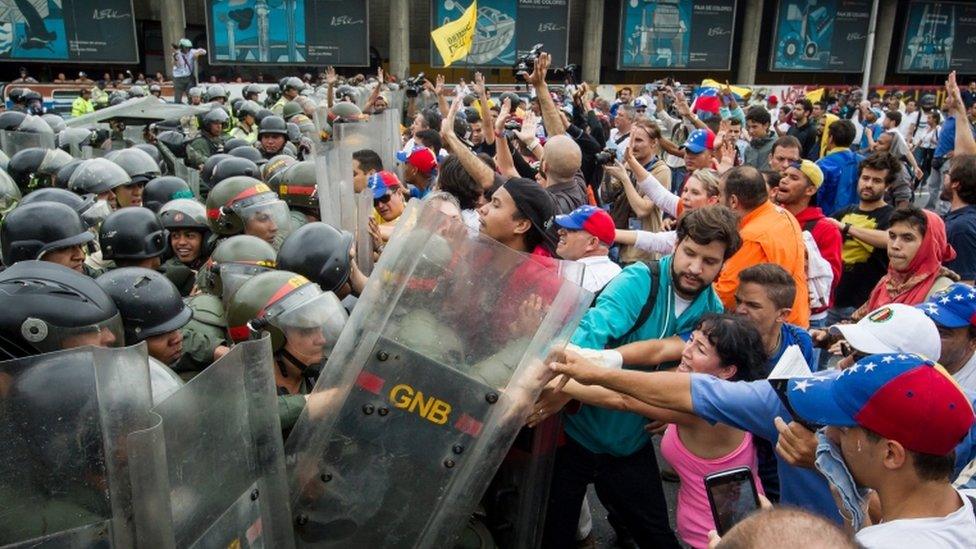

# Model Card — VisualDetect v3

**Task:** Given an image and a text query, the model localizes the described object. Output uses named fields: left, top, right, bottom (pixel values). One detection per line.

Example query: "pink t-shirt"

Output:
left=660, top=424, right=764, bottom=549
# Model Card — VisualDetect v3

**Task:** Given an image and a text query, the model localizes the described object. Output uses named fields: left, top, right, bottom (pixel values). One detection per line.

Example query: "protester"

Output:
left=553, top=205, right=620, bottom=292
left=942, top=155, right=976, bottom=282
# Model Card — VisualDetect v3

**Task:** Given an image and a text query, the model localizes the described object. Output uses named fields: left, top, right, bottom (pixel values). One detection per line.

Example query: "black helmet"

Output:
left=19, top=187, right=107, bottom=227
left=230, top=97, right=244, bottom=114
left=282, top=76, right=305, bottom=93
left=133, top=143, right=163, bottom=168
left=143, top=176, right=193, bottom=212
left=156, top=130, right=187, bottom=158
left=238, top=100, right=261, bottom=120
left=0, top=111, right=26, bottom=130
left=243, top=84, right=263, bottom=100
left=255, top=108, right=274, bottom=124
left=201, top=153, right=232, bottom=187
left=212, top=156, right=261, bottom=185
left=108, top=90, right=129, bottom=106
left=57, top=127, right=96, bottom=152
left=1, top=202, right=94, bottom=266
left=202, top=108, right=230, bottom=130
left=41, top=113, right=66, bottom=133
left=258, top=115, right=288, bottom=137
left=228, top=145, right=267, bottom=166
left=0, top=261, right=123, bottom=357
left=55, top=159, right=83, bottom=189
left=105, top=148, right=161, bottom=185
left=265, top=84, right=280, bottom=99
left=16, top=115, right=53, bottom=134
left=98, top=208, right=168, bottom=260
left=276, top=222, right=353, bottom=293
left=224, top=137, right=250, bottom=152
left=8, top=148, right=50, bottom=190
left=67, top=158, right=130, bottom=195
left=286, top=122, right=301, bottom=144
left=205, top=84, right=228, bottom=102
left=96, top=268, right=191, bottom=344
left=128, top=85, right=146, bottom=98
left=7, top=87, right=26, bottom=105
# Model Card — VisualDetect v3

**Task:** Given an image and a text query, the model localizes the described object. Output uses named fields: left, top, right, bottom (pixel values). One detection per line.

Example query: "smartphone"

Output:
left=705, top=467, right=760, bottom=535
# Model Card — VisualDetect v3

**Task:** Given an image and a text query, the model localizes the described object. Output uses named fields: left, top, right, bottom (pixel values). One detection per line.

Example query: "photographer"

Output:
left=171, top=38, right=206, bottom=105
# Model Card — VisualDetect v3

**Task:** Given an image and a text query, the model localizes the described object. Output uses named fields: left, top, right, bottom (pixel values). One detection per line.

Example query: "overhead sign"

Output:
left=0, top=0, right=138, bottom=63
left=617, top=0, right=737, bottom=71
left=770, top=0, right=871, bottom=72
left=206, top=0, right=369, bottom=66
left=899, top=1, right=976, bottom=74
left=428, top=0, right=570, bottom=68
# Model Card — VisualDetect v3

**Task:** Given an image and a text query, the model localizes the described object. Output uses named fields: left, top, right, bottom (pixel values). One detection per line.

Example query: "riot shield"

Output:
left=370, top=108, right=402, bottom=174
left=0, top=344, right=157, bottom=548
left=66, top=97, right=210, bottom=128
left=1, top=129, right=56, bottom=156
left=127, top=336, right=294, bottom=549
left=285, top=205, right=592, bottom=547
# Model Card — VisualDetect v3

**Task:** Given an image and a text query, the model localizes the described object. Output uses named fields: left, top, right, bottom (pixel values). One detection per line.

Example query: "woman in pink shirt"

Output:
left=556, top=314, right=766, bottom=547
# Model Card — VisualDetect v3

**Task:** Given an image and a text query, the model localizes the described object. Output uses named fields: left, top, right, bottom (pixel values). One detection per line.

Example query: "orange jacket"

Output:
left=714, top=201, right=810, bottom=328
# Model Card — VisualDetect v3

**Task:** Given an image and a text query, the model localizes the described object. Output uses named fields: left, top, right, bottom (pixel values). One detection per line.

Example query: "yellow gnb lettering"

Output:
left=389, top=383, right=452, bottom=425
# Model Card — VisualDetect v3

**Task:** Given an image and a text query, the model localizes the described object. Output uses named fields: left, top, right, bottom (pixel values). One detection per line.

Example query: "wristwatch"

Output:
left=842, top=223, right=851, bottom=237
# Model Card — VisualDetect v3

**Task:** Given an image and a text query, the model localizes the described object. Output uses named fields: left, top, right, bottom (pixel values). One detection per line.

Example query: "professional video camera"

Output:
left=404, top=72, right=426, bottom=99
left=514, top=44, right=544, bottom=83
left=594, top=148, right=617, bottom=165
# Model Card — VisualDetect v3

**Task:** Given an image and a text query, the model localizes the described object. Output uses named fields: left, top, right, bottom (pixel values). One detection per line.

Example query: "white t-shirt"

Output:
left=576, top=255, right=622, bottom=293
left=674, top=292, right=692, bottom=318
left=954, top=352, right=976, bottom=393
left=855, top=489, right=976, bottom=548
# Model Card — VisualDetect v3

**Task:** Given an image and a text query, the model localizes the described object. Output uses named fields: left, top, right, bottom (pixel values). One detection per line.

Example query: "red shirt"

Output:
left=794, top=206, right=843, bottom=313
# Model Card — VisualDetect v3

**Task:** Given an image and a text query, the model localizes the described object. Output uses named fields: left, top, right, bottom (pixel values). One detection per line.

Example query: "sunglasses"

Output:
left=373, top=194, right=392, bottom=205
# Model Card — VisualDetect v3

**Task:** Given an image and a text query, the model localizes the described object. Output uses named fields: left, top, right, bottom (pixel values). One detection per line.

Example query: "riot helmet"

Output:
left=0, top=170, right=21, bottom=217
left=98, top=208, right=168, bottom=261
left=329, top=102, right=362, bottom=124
left=56, top=127, right=97, bottom=152
left=258, top=115, right=289, bottom=137
left=212, top=156, right=261, bottom=185
left=262, top=154, right=298, bottom=187
left=159, top=199, right=212, bottom=266
left=0, top=261, right=123, bottom=356
left=1, top=202, right=94, bottom=269
left=282, top=101, right=303, bottom=120
left=108, top=90, right=129, bottom=106
left=243, top=84, right=264, bottom=101
left=105, top=147, right=161, bottom=185
left=205, top=176, right=290, bottom=244
left=96, top=268, right=191, bottom=345
left=198, top=234, right=276, bottom=299
left=202, top=108, right=230, bottom=134
left=282, top=77, right=305, bottom=95
left=188, top=86, right=204, bottom=100
left=19, top=187, right=108, bottom=228
left=55, top=159, right=83, bottom=189
left=228, top=145, right=267, bottom=166
left=238, top=100, right=261, bottom=122
left=276, top=222, right=353, bottom=294
left=156, top=130, right=187, bottom=159
left=0, top=111, right=26, bottom=130
left=274, top=161, right=319, bottom=216
left=201, top=153, right=232, bottom=187
left=143, top=176, right=193, bottom=212
left=133, top=143, right=163, bottom=169
left=41, top=113, right=66, bottom=133
left=17, top=114, right=54, bottom=134
left=225, top=270, right=347, bottom=363
left=230, top=97, right=244, bottom=114
left=255, top=108, right=275, bottom=125
left=264, top=84, right=281, bottom=103
left=223, top=137, right=250, bottom=152
left=206, top=85, right=228, bottom=103
left=128, top=85, right=146, bottom=97
left=67, top=158, right=130, bottom=203
left=286, top=122, right=301, bottom=144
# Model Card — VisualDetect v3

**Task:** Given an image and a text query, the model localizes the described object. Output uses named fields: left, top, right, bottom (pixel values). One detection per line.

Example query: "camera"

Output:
left=404, top=72, right=426, bottom=99
left=594, top=148, right=617, bottom=165
left=514, top=44, right=544, bottom=83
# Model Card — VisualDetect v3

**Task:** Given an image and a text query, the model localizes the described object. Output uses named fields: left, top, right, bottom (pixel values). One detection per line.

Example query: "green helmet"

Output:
left=282, top=101, right=303, bottom=120
left=0, top=169, right=22, bottom=218
left=197, top=233, right=277, bottom=303
left=262, top=154, right=298, bottom=187
left=330, top=102, right=362, bottom=123
left=225, top=270, right=347, bottom=355
left=205, top=176, right=290, bottom=243
left=274, top=161, right=318, bottom=213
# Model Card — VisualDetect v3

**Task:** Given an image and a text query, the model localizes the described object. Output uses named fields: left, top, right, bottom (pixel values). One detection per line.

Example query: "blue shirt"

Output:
left=935, top=116, right=976, bottom=158
left=767, top=323, right=815, bottom=375
left=858, top=122, right=881, bottom=151
left=691, top=375, right=976, bottom=522
left=945, top=205, right=976, bottom=280
left=566, top=256, right=725, bottom=456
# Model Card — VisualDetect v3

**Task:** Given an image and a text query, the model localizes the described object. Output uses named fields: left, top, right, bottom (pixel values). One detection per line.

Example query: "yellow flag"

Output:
left=805, top=88, right=825, bottom=102
left=431, top=1, right=478, bottom=67
left=700, top=79, right=751, bottom=99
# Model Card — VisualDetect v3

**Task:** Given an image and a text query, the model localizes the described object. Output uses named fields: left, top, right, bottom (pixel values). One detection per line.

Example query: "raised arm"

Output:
left=473, top=72, right=495, bottom=146
left=947, top=71, right=976, bottom=155
left=521, top=52, right=566, bottom=137
left=441, top=90, right=496, bottom=189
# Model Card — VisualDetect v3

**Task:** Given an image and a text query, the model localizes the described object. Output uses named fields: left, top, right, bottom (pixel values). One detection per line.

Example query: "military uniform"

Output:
left=159, top=256, right=197, bottom=296
left=185, top=133, right=227, bottom=169
left=174, top=293, right=226, bottom=380
left=270, top=97, right=288, bottom=116
left=229, top=122, right=257, bottom=143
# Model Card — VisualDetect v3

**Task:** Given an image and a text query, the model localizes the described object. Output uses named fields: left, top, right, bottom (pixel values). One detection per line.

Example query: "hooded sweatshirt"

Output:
left=744, top=133, right=776, bottom=171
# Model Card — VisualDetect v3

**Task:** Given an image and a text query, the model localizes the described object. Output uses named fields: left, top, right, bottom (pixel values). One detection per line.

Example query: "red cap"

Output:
left=396, top=146, right=438, bottom=175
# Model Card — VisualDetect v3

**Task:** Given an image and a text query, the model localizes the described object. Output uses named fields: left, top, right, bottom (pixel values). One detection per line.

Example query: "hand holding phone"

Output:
left=705, top=467, right=761, bottom=535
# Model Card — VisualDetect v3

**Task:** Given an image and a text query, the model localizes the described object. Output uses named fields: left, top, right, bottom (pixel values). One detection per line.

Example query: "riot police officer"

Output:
left=276, top=222, right=368, bottom=298
left=105, top=148, right=162, bottom=207
left=231, top=100, right=260, bottom=143
left=271, top=76, right=304, bottom=115
left=96, top=267, right=192, bottom=366
left=255, top=115, right=290, bottom=160
left=1, top=202, right=94, bottom=273
left=97, top=207, right=168, bottom=270
left=186, top=109, right=230, bottom=169
left=158, top=198, right=212, bottom=295
left=273, top=160, right=320, bottom=225
left=225, top=270, right=346, bottom=395
left=7, top=147, right=73, bottom=192
left=143, top=176, right=193, bottom=212
left=67, top=157, right=131, bottom=209
left=205, top=176, right=291, bottom=246
left=243, top=83, right=263, bottom=103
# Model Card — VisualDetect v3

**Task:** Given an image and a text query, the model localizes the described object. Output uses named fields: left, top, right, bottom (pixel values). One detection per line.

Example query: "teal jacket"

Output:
left=563, top=255, right=725, bottom=456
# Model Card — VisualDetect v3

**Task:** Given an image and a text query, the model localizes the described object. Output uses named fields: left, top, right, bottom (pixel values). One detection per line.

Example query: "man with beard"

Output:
left=823, top=153, right=901, bottom=323
left=539, top=206, right=741, bottom=548
left=713, top=166, right=810, bottom=327
left=938, top=155, right=976, bottom=283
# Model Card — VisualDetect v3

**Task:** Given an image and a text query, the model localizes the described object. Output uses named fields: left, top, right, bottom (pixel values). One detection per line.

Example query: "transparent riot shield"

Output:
left=173, top=160, right=202, bottom=199
left=0, top=344, right=157, bottom=548
left=285, top=204, right=593, bottom=547
left=1, top=129, right=56, bottom=156
left=370, top=108, right=402, bottom=174
left=127, top=336, right=294, bottom=549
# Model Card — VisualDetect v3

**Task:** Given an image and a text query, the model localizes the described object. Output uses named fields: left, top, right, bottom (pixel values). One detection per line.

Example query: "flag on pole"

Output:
left=806, top=88, right=825, bottom=102
left=431, top=1, right=478, bottom=67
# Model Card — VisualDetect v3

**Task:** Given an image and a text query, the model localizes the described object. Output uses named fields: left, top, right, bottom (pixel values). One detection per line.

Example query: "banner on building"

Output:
left=428, top=0, right=570, bottom=68
left=770, top=0, right=871, bottom=72
left=617, top=0, right=737, bottom=71
left=0, top=0, right=138, bottom=63
left=898, top=1, right=976, bottom=74
left=206, top=0, right=369, bottom=66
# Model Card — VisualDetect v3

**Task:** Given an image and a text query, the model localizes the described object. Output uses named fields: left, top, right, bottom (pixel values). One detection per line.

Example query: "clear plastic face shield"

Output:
left=21, top=313, right=125, bottom=352
left=264, top=284, right=348, bottom=364
left=231, top=193, right=291, bottom=245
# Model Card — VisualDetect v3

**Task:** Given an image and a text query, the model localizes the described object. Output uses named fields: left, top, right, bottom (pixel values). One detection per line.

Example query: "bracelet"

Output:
left=842, top=223, right=851, bottom=237
left=525, top=139, right=540, bottom=150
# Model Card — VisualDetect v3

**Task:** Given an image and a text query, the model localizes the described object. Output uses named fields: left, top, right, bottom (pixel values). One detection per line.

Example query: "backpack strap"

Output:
left=608, top=260, right=660, bottom=347
left=968, top=495, right=976, bottom=523
left=803, top=219, right=818, bottom=232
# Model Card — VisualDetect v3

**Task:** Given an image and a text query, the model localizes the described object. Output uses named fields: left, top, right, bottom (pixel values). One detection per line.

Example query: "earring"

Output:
left=857, top=439, right=862, bottom=453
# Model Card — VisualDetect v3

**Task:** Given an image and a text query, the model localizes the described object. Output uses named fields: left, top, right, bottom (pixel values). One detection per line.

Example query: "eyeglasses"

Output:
left=373, top=194, right=392, bottom=205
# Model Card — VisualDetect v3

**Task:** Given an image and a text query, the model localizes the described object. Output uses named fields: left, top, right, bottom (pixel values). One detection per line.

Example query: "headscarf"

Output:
left=855, top=209, right=957, bottom=318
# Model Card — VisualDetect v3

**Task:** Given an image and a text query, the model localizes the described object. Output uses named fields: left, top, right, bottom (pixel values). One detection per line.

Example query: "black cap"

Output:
left=501, top=177, right=557, bottom=253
